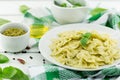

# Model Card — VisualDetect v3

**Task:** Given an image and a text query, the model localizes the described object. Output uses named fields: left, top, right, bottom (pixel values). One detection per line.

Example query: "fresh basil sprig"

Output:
left=80, top=32, right=91, bottom=47
left=0, top=54, right=29, bottom=80
left=0, top=54, right=9, bottom=63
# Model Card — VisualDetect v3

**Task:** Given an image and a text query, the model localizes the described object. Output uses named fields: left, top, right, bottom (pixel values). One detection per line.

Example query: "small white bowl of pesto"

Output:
left=51, top=0, right=90, bottom=24
left=0, top=22, right=30, bottom=52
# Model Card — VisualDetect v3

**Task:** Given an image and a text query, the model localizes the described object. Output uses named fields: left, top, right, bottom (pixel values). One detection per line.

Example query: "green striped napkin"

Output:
left=29, top=64, right=120, bottom=80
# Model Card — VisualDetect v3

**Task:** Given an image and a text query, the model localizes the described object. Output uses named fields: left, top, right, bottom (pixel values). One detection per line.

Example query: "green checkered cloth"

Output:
left=19, top=5, right=120, bottom=80
left=29, top=64, right=120, bottom=80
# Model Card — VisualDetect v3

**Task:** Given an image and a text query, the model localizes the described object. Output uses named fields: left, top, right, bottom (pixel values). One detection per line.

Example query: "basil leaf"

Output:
left=118, top=22, right=120, bottom=29
left=67, top=0, right=82, bottom=6
left=0, top=18, right=10, bottom=26
left=60, top=3, right=67, bottom=7
left=80, top=32, right=91, bottom=47
left=0, top=54, right=9, bottom=63
left=2, top=66, right=17, bottom=79
left=80, top=38, right=89, bottom=47
left=0, top=67, right=2, bottom=78
left=19, top=5, right=30, bottom=14
left=72, top=4, right=82, bottom=7
left=83, top=32, right=91, bottom=38
left=11, top=68, right=29, bottom=80
left=54, top=0, right=64, bottom=7
left=90, top=7, right=107, bottom=16
left=88, top=12, right=104, bottom=23
left=0, top=66, right=29, bottom=80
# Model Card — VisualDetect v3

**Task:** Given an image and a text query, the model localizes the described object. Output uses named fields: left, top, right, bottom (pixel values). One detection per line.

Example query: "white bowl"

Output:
left=51, top=1, right=90, bottom=24
left=39, top=23, right=120, bottom=71
left=0, top=22, right=30, bottom=52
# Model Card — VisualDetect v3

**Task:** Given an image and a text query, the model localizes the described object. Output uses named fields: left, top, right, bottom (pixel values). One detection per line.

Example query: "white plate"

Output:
left=39, top=23, right=120, bottom=71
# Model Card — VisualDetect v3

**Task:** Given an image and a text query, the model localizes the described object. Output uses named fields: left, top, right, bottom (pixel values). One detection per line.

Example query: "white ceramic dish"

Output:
left=51, top=0, right=89, bottom=24
left=39, top=23, right=120, bottom=71
left=0, top=22, right=30, bottom=52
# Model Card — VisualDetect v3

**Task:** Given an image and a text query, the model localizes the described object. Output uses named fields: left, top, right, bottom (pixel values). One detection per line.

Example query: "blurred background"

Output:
left=0, top=0, right=120, bottom=15
left=0, top=0, right=120, bottom=22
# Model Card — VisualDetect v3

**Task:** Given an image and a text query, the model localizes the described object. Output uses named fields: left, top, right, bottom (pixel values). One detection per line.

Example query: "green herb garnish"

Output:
left=118, top=22, right=120, bottom=29
left=60, top=3, right=67, bottom=7
left=0, top=66, right=29, bottom=80
left=67, top=0, right=83, bottom=7
left=54, top=0, right=68, bottom=7
left=19, top=5, right=30, bottom=14
left=0, top=18, right=10, bottom=26
left=0, top=54, right=9, bottom=63
left=80, top=32, right=91, bottom=47
left=83, top=32, right=91, bottom=38
left=2, top=66, right=17, bottom=79
left=0, top=68, right=2, bottom=78
left=73, top=4, right=82, bottom=7
left=11, top=68, right=29, bottom=80
left=54, top=0, right=83, bottom=8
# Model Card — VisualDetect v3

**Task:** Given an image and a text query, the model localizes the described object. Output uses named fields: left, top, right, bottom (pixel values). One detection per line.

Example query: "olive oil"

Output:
left=30, top=25, right=49, bottom=38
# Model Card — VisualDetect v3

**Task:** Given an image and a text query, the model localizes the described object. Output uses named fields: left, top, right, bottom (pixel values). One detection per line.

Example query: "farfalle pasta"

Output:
left=49, top=30, right=120, bottom=69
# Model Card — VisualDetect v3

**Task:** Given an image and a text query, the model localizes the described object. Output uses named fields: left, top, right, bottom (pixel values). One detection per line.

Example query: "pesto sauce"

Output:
left=2, top=27, right=26, bottom=37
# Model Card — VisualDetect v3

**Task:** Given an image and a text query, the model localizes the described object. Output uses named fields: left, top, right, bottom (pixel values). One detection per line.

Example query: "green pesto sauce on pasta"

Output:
left=2, top=27, right=26, bottom=37
left=50, top=30, right=120, bottom=69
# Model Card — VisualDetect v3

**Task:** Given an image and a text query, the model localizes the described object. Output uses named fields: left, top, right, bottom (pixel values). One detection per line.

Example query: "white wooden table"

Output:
left=1, top=0, right=120, bottom=74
